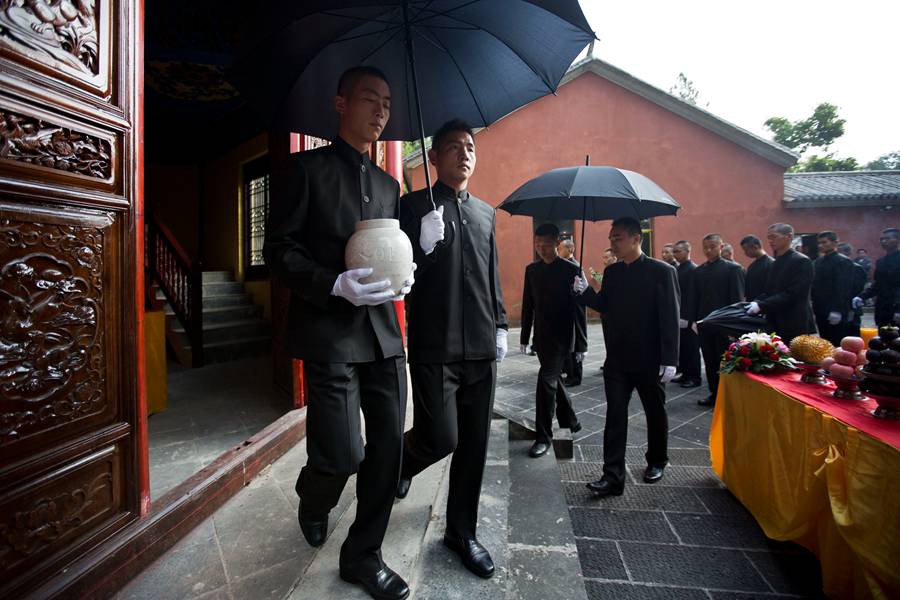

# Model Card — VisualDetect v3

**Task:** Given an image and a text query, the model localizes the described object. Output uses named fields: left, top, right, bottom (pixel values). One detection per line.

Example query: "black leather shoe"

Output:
left=563, top=379, right=581, bottom=387
left=396, top=477, right=411, bottom=499
left=697, top=395, right=716, bottom=407
left=586, top=479, right=624, bottom=497
left=528, top=441, right=550, bottom=458
left=297, top=502, right=328, bottom=547
left=443, top=535, right=495, bottom=579
left=570, top=421, right=582, bottom=434
left=339, top=564, right=410, bottom=600
left=643, top=465, right=665, bottom=484
left=680, top=379, right=701, bottom=388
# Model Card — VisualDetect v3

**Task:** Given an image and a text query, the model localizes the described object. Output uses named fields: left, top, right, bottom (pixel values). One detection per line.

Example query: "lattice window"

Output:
left=243, top=155, right=270, bottom=278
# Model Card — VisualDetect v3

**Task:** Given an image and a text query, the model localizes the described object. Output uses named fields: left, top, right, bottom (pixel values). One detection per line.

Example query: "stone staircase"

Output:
left=287, top=418, right=588, bottom=600
left=156, top=271, right=271, bottom=366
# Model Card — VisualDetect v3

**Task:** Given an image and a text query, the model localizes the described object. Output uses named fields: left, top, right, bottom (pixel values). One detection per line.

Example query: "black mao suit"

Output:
left=520, top=257, right=581, bottom=443
left=860, top=251, right=900, bottom=327
left=676, top=260, right=701, bottom=383
left=756, top=249, right=816, bottom=343
left=399, top=181, right=507, bottom=541
left=578, top=254, right=680, bottom=487
left=264, top=137, right=406, bottom=573
left=745, top=254, right=774, bottom=304
left=812, top=251, right=866, bottom=345
left=562, top=256, right=588, bottom=385
left=693, top=258, right=745, bottom=400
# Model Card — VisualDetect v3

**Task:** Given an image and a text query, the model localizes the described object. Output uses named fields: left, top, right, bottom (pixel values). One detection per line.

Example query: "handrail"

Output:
left=145, top=214, right=203, bottom=366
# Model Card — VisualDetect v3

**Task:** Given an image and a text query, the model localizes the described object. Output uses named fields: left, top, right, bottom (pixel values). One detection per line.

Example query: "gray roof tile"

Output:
left=783, top=171, right=900, bottom=208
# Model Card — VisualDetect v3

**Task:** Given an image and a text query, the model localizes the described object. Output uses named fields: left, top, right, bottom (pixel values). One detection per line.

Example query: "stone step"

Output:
left=173, top=319, right=270, bottom=345
left=409, top=418, right=509, bottom=599
left=166, top=304, right=263, bottom=325
left=506, top=438, right=588, bottom=600
left=199, top=336, right=272, bottom=364
left=202, top=281, right=245, bottom=296
left=203, top=292, right=254, bottom=309
left=288, top=447, right=451, bottom=599
left=202, top=270, right=234, bottom=283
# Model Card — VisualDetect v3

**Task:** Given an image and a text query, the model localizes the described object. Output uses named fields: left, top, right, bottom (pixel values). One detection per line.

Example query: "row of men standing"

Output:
left=665, top=225, right=900, bottom=407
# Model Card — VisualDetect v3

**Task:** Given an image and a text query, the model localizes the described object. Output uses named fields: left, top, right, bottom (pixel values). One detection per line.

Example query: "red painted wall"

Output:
left=406, top=72, right=889, bottom=323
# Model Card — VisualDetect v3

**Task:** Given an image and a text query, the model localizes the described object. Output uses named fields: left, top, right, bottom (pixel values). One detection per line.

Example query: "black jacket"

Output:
left=811, top=251, right=866, bottom=320
left=564, top=256, right=589, bottom=353
left=579, top=254, right=680, bottom=374
left=264, top=137, right=404, bottom=362
left=861, top=251, right=900, bottom=326
left=399, top=182, right=507, bottom=364
left=745, top=254, right=774, bottom=302
left=676, top=260, right=697, bottom=323
left=693, top=258, right=745, bottom=322
left=521, top=258, right=581, bottom=355
left=757, top=249, right=816, bottom=342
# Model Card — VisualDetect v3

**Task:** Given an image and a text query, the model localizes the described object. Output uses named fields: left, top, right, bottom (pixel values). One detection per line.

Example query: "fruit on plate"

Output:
left=822, top=356, right=836, bottom=369
left=789, top=335, right=835, bottom=365
left=833, top=349, right=859, bottom=367
left=840, top=336, right=865, bottom=353
left=829, top=364, right=856, bottom=379
left=879, top=326, right=900, bottom=342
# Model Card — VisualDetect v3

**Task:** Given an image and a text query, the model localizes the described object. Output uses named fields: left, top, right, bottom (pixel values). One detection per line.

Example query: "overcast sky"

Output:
left=578, top=0, right=899, bottom=164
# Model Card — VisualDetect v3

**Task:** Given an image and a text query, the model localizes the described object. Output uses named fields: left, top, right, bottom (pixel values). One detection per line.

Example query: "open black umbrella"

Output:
left=697, top=302, right=767, bottom=338
left=497, top=164, right=681, bottom=263
left=230, top=1, right=595, bottom=207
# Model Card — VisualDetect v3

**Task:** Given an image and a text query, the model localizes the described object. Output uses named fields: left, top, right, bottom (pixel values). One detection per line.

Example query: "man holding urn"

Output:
left=264, top=66, right=415, bottom=600
left=397, top=119, right=508, bottom=579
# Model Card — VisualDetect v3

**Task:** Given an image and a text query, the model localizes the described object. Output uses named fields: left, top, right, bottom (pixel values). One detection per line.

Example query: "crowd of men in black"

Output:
left=265, top=64, right=900, bottom=600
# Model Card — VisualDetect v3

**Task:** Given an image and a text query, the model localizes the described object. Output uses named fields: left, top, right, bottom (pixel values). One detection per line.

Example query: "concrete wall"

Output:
left=406, top=71, right=890, bottom=324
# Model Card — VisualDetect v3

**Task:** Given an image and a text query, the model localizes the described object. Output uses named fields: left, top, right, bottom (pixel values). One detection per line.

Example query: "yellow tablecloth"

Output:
left=710, top=373, right=900, bottom=599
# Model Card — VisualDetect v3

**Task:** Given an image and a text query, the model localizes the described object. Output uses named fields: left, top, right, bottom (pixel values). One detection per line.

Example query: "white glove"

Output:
left=894, top=312, right=900, bottom=325
left=746, top=301, right=761, bottom=315
left=852, top=297, right=863, bottom=309
left=573, top=272, right=588, bottom=294
left=574, top=352, right=584, bottom=363
left=827, top=311, right=841, bottom=325
left=389, top=263, right=417, bottom=300
left=496, top=329, right=508, bottom=362
left=691, top=322, right=699, bottom=334
left=678, top=318, right=689, bottom=329
left=419, top=206, right=445, bottom=255
left=520, top=344, right=528, bottom=354
left=659, top=365, right=677, bottom=383
left=331, top=268, right=394, bottom=306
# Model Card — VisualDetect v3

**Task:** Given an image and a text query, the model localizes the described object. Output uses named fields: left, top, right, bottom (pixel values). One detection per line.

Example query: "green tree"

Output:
left=764, top=102, right=846, bottom=154
left=792, top=154, right=859, bottom=172
left=866, top=151, right=900, bottom=171
left=669, top=72, right=707, bottom=107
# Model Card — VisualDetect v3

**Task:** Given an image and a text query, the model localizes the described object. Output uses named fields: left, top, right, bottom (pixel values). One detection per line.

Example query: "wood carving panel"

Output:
left=0, top=105, right=112, bottom=180
left=0, top=0, right=110, bottom=94
left=0, top=204, right=117, bottom=456
left=0, top=445, right=120, bottom=580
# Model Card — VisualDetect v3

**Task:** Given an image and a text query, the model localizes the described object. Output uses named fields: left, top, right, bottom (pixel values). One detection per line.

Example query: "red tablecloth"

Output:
left=744, top=370, right=900, bottom=450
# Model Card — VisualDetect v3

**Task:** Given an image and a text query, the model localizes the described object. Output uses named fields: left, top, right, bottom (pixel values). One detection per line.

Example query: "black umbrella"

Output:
left=497, top=163, right=681, bottom=264
left=230, top=1, right=595, bottom=207
left=697, top=302, right=767, bottom=338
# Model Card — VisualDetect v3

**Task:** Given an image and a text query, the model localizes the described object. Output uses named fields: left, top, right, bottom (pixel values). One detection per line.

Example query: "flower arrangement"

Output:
left=719, top=332, right=796, bottom=374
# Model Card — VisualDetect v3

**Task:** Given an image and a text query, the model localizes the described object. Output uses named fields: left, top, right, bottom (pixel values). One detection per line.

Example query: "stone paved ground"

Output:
left=500, top=324, right=825, bottom=599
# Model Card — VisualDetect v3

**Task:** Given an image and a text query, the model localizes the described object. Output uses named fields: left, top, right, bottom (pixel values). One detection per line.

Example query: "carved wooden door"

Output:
left=0, top=1, right=142, bottom=597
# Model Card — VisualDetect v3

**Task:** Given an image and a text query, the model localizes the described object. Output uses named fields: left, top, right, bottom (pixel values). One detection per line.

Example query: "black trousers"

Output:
left=601, top=368, right=669, bottom=486
left=816, top=317, right=861, bottom=348
left=562, top=352, right=583, bottom=384
left=700, top=329, right=730, bottom=400
left=295, top=356, right=406, bottom=572
left=677, top=325, right=701, bottom=382
left=535, top=350, right=578, bottom=443
left=402, top=359, right=495, bottom=540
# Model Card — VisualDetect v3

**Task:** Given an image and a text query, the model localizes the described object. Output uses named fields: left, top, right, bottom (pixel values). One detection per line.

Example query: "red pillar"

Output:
left=290, top=132, right=306, bottom=408
left=384, top=141, right=407, bottom=340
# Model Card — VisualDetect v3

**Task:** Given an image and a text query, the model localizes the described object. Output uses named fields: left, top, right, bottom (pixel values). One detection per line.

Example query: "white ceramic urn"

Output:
left=344, top=218, right=414, bottom=295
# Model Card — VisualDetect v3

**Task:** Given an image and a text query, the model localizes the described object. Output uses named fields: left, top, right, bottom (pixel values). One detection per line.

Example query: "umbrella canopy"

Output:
left=497, top=166, right=681, bottom=221
left=697, top=302, right=768, bottom=338
left=230, top=1, right=595, bottom=140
